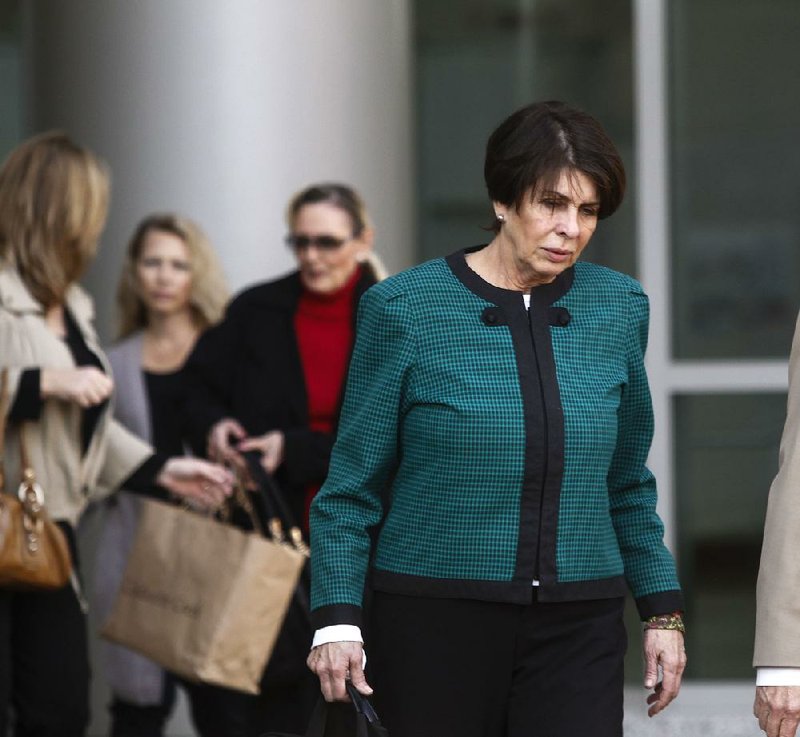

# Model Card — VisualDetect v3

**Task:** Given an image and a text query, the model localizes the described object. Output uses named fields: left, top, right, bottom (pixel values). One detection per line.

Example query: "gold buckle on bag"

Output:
left=18, top=468, right=45, bottom=552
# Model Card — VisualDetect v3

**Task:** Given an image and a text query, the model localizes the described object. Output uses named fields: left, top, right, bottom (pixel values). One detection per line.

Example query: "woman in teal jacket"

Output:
left=308, top=101, right=686, bottom=737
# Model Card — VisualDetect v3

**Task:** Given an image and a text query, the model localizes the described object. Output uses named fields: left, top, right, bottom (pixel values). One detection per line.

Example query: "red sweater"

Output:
left=293, top=267, right=360, bottom=528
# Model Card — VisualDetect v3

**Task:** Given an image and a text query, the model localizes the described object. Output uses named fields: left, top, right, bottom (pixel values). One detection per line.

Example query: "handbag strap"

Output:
left=0, top=367, right=45, bottom=509
left=0, top=368, right=8, bottom=491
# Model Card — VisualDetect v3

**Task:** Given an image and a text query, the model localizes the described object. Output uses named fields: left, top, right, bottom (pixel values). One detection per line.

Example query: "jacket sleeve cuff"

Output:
left=122, top=453, right=170, bottom=500
left=9, top=369, right=42, bottom=421
left=635, top=589, right=685, bottom=619
left=311, top=604, right=363, bottom=629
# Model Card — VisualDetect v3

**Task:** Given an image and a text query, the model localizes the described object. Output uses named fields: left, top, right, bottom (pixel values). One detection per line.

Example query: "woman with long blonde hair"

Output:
left=93, top=213, right=229, bottom=737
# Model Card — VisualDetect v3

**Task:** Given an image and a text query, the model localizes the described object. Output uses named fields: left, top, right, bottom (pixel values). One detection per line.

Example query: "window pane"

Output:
left=670, top=0, right=800, bottom=358
left=414, top=0, right=635, bottom=275
left=674, top=393, right=784, bottom=678
left=0, top=1, right=23, bottom=158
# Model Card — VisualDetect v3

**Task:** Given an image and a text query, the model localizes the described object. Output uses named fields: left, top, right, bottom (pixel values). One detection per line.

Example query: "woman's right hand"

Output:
left=307, top=642, right=372, bottom=702
left=40, top=367, right=114, bottom=407
left=207, top=418, right=247, bottom=470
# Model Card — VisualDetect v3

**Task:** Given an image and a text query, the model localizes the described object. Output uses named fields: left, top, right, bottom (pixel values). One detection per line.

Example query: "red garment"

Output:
left=293, top=267, right=360, bottom=528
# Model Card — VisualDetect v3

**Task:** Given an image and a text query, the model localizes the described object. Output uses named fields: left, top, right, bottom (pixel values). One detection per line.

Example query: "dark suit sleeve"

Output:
left=181, top=301, right=244, bottom=456
left=282, top=427, right=334, bottom=486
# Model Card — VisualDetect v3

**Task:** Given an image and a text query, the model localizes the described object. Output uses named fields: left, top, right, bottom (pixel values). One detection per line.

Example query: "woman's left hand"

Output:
left=643, top=628, right=687, bottom=716
left=156, top=457, right=234, bottom=508
left=238, top=431, right=285, bottom=474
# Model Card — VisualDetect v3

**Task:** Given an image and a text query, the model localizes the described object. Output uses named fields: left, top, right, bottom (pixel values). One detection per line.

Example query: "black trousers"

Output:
left=181, top=671, right=318, bottom=737
left=109, top=675, right=177, bottom=737
left=368, top=592, right=626, bottom=737
left=0, top=525, right=90, bottom=737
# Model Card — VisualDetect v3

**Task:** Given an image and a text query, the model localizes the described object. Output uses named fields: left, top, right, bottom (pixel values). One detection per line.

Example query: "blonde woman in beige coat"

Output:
left=0, top=132, right=233, bottom=737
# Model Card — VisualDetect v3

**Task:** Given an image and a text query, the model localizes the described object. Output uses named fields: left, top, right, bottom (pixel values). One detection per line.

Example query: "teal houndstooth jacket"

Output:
left=309, top=248, right=683, bottom=629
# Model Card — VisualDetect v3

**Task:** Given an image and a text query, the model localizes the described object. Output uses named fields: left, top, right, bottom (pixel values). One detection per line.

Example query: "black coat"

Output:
left=183, top=267, right=377, bottom=527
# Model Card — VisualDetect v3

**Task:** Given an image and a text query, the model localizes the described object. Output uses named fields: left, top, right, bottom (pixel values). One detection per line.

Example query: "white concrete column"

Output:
left=25, top=4, right=412, bottom=735
left=27, top=0, right=414, bottom=338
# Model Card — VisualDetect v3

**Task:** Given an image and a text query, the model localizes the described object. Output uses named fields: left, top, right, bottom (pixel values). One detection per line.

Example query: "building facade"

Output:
left=1, top=1, right=799, bottom=733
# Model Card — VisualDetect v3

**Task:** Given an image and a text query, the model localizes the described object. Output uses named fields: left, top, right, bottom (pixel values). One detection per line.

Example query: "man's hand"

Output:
left=755, top=686, right=800, bottom=737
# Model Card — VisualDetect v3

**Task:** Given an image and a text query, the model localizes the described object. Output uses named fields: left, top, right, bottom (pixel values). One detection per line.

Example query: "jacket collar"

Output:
left=446, top=246, right=575, bottom=310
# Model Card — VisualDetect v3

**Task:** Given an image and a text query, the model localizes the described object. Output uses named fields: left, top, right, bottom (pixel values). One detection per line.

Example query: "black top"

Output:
left=144, top=369, right=186, bottom=458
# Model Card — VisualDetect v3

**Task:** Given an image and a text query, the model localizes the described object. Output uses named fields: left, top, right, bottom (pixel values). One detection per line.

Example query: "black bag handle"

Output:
left=345, top=682, right=381, bottom=725
left=241, top=450, right=299, bottom=534
left=241, top=449, right=312, bottom=623
left=294, top=685, right=386, bottom=737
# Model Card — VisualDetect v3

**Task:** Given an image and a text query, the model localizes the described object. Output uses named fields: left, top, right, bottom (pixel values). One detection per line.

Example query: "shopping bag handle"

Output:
left=241, top=449, right=307, bottom=551
left=240, top=449, right=311, bottom=624
left=299, top=685, right=385, bottom=737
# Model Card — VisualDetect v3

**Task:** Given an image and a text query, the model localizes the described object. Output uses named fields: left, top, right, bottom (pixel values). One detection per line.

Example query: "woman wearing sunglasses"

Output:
left=180, top=183, right=386, bottom=736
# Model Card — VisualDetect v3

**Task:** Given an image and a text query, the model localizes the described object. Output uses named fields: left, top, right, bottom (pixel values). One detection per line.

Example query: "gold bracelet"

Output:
left=643, top=611, right=685, bottom=634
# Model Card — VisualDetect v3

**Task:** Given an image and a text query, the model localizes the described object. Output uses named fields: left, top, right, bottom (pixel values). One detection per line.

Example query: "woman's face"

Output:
left=135, top=229, right=194, bottom=319
left=290, top=203, right=371, bottom=295
left=494, top=169, right=600, bottom=288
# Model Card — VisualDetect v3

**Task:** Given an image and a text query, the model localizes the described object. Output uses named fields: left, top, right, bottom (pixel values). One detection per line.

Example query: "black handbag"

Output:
left=263, top=682, right=389, bottom=737
left=241, top=451, right=313, bottom=686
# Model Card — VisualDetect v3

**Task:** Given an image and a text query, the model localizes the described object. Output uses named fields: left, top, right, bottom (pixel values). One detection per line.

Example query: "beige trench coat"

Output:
left=755, top=311, right=800, bottom=666
left=0, top=266, right=151, bottom=526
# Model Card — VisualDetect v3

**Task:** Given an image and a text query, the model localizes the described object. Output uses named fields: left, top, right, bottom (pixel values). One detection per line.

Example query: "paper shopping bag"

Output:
left=102, top=498, right=306, bottom=694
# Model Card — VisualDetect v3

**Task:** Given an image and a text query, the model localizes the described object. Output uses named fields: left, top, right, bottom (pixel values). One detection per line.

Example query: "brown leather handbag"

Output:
left=0, top=368, right=72, bottom=589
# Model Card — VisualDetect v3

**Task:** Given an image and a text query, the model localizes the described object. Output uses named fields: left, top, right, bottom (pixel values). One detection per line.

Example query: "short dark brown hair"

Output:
left=484, top=101, right=626, bottom=232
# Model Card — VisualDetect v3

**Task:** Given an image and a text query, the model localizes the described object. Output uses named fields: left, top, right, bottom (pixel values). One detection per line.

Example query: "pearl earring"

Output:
left=496, top=213, right=505, bottom=223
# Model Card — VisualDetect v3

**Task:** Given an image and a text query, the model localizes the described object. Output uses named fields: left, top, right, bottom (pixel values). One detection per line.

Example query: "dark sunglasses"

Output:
left=285, top=234, right=349, bottom=251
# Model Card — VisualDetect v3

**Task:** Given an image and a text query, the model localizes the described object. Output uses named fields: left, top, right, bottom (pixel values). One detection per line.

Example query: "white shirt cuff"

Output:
left=312, top=625, right=364, bottom=649
left=757, top=667, right=800, bottom=686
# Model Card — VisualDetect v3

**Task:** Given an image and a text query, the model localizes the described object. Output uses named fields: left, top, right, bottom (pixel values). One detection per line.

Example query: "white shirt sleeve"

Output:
left=311, top=625, right=364, bottom=649
left=757, top=667, right=800, bottom=686
left=311, top=625, right=367, bottom=669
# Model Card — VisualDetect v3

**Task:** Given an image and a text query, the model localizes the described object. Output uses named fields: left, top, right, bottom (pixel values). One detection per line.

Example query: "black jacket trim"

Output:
left=371, top=569, right=629, bottom=607
left=311, top=603, right=363, bottom=629
left=634, top=590, right=685, bottom=619
left=536, top=575, right=628, bottom=602
left=445, top=247, right=574, bottom=587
